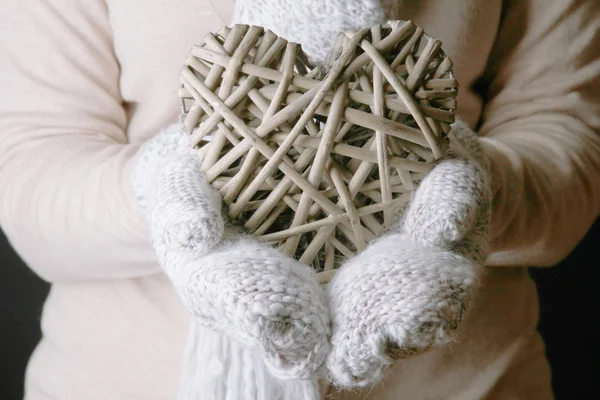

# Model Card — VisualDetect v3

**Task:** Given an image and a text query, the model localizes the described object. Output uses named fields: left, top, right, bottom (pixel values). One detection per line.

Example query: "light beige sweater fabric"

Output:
left=1, top=0, right=599, bottom=399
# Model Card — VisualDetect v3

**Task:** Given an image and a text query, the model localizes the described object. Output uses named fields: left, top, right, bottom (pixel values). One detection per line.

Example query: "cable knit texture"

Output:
left=326, top=120, right=492, bottom=388
left=132, top=125, right=330, bottom=399
left=232, top=0, right=385, bottom=64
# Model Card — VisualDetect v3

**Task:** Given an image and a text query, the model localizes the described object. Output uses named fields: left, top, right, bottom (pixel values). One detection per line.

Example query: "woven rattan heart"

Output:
left=178, top=21, right=457, bottom=280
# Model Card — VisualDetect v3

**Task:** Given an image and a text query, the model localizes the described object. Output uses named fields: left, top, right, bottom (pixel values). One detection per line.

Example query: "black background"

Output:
left=0, top=220, right=597, bottom=399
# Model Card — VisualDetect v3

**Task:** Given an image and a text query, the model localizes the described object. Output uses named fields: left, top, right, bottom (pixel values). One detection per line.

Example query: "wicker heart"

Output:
left=178, top=21, right=457, bottom=279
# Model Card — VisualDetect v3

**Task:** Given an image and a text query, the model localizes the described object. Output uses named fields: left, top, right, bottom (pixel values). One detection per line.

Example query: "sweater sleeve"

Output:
left=478, top=0, right=600, bottom=267
left=0, top=0, right=159, bottom=282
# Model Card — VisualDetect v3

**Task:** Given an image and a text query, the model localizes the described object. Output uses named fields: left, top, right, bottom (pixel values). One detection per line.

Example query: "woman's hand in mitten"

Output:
left=132, top=125, right=330, bottom=380
left=326, top=121, right=492, bottom=388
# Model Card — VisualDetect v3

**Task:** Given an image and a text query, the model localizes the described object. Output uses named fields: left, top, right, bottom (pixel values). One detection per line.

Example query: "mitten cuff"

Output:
left=447, top=119, right=492, bottom=175
left=132, top=124, right=199, bottom=212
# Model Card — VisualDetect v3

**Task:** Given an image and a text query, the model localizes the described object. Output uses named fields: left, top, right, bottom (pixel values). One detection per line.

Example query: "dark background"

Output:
left=0, top=221, right=597, bottom=399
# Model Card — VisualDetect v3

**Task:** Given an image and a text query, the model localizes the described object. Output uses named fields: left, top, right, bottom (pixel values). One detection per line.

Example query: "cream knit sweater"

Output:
left=1, top=0, right=599, bottom=399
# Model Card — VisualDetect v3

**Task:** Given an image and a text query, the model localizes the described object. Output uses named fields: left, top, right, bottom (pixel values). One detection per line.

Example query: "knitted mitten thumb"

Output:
left=402, top=120, right=491, bottom=264
left=132, top=123, right=224, bottom=257
left=326, top=120, right=492, bottom=388
left=232, top=0, right=385, bottom=64
left=132, top=125, right=331, bottom=398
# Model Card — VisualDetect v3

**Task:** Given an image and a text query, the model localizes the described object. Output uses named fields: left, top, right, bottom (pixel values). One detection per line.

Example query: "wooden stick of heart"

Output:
left=223, top=42, right=299, bottom=203
left=178, top=21, right=457, bottom=268
left=371, top=25, right=394, bottom=228
left=282, top=82, right=350, bottom=255
left=228, top=28, right=371, bottom=219
left=180, top=68, right=356, bottom=230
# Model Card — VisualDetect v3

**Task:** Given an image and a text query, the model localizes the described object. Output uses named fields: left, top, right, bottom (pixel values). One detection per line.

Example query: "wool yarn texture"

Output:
left=132, top=120, right=492, bottom=396
left=232, top=0, right=385, bottom=64
left=325, top=120, right=492, bottom=387
left=131, top=0, right=493, bottom=397
left=133, top=125, right=330, bottom=399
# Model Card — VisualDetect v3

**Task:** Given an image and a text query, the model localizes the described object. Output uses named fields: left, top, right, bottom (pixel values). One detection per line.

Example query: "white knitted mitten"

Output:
left=232, top=0, right=385, bottom=64
left=132, top=125, right=330, bottom=384
left=326, top=121, right=492, bottom=388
